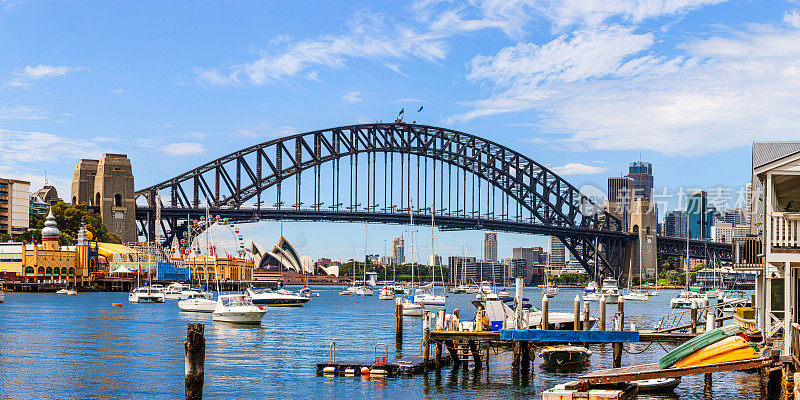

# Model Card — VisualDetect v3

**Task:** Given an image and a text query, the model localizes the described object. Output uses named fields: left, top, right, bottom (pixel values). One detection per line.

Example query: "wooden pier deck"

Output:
left=316, top=353, right=452, bottom=376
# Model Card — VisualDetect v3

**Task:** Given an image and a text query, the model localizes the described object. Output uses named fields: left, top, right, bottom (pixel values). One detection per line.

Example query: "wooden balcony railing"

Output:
left=733, top=237, right=762, bottom=269
left=771, top=212, right=800, bottom=251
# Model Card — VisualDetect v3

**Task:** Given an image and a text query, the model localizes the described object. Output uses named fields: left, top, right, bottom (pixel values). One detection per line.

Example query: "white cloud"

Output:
left=160, top=142, right=206, bottom=156
left=0, top=106, right=45, bottom=120
left=530, top=0, right=728, bottom=29
left=8, top=64, right=87, bottom=87
left=0, top=128, right=96, bottom=164
left=450, top=9, right=800, bottom=155
left=342, top=91, right=363, bottom=103
left=549, top=162, right=608, bottom=175
left=112, top=88, right=125, bottom=94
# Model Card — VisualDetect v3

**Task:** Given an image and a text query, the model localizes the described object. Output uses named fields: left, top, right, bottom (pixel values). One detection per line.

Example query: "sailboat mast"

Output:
left=409, top=198, right=415, bottom=289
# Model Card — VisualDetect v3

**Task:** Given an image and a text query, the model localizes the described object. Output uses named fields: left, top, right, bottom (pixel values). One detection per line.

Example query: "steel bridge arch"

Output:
left=136, top=123, right=627, bottom=278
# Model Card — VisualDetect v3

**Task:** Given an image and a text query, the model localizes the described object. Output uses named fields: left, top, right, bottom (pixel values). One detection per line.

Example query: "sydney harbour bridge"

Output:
left=131, top=122, right=730, bottom=280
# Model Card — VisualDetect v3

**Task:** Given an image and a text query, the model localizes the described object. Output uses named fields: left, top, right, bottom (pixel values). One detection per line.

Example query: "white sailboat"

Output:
left=401, top=199, right=424, bottom=316
left=623, top=242, right=647, bottom=301
left=129, top=237, right=165, bottom=304
left=178, top=207, right=217, bottom=311
left=414, top=213, right=446, bottom=305
left=355, top=223, right=373, bottom=296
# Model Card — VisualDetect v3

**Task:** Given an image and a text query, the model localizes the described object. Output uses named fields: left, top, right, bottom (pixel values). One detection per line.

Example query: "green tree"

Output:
left=16, top=202, right=118, bottom=245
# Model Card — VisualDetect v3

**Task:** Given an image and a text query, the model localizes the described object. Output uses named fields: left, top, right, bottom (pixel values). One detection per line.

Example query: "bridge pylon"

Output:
left=625, top=198, right=658, bottom=282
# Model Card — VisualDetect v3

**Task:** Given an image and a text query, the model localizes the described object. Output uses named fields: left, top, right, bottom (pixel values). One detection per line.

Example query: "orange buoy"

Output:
left=360, top=367, right=370, bottom=375
left=112, top=303, right=124, bottom=307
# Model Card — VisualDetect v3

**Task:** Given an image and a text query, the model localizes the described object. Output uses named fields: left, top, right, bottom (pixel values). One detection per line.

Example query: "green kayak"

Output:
left=658, top=324, right=743, bottom=369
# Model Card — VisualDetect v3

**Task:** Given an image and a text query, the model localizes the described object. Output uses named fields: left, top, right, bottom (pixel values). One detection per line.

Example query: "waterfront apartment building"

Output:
left=627, top=161, right=653, bottom=200
left=512, top=246, right=546, bottom=284
left=484, top=231, right=497, bottom=262
left=447, top=256, right=476, bottom=283
left=0, top=178, right=30, bottom=237
left=607, top=176, right=634, bottom=230
left=392, top=235, right=405, bottom=265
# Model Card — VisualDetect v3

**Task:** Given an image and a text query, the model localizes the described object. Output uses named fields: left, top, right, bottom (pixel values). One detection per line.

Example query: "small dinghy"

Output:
left=633, top=377, right=681, bottom=392
left=540, top=346, right=591, bottom=367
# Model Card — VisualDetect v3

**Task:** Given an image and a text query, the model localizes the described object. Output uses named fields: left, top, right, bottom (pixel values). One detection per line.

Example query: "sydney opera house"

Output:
left=250, top=236, right=338, bottom=277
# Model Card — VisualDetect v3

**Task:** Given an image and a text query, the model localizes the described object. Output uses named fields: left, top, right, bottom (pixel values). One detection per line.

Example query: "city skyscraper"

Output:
left=392, top=235, right=405, bottom=264
left=607, top=176, right=634, bottom=230
left=687, top=191, right=709, bottom=239
left=627, top=161, right=654, bottom=200
left=549, top=236, right=566, bottom=272
left=484, top=231, right=497, bottom=262
left=665, top=210, right=688, bottom=238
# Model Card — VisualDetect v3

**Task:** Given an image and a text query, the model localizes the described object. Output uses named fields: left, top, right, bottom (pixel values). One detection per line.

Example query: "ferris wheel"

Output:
left=183, top=217, right=247, bottom=259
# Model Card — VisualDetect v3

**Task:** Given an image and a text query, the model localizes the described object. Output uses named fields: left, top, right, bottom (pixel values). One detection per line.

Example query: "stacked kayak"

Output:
left=659, top=324, right=757, bottom=369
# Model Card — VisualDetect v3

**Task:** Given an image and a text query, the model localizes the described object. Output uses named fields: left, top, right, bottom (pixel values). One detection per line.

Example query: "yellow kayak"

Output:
left=675, top=336, right=757, bottom=368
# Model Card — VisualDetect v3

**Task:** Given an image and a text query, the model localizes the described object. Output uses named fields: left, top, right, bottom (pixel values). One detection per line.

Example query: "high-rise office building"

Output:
left=428, top=254, right=442, bottom=267
left=448, top=256, right=477, bottom=283
left=627, top=161, right=654, bottom=200
left=484, top=231, right=497, bottom=262
left=512, top=246, right=546, bottom=284
left=0, top=178, right=30, bottom=237
left=392, top=235, right=405, bottom=264
left=687, top=191, right=710, bottom=239
left=608, top=176, right=634, bottom=230
left=665, top=210, right=688, bottom=238
left=549, top=236, right=566, bottom=271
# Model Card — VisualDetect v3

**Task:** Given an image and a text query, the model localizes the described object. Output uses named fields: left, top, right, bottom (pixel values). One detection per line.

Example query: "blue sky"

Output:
left=2, top=0, right=799, bottom=262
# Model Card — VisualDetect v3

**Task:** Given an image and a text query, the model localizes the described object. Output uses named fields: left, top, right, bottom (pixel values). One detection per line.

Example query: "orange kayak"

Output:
left=112, top=303, right=124, bottom=307
left=675, top=336, right=757, bottom=368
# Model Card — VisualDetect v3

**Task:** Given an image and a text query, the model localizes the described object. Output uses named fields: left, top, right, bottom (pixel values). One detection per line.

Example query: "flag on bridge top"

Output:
left=417, top=105, right=423, bottom=112
left=398, top=108, right=404, bottom=116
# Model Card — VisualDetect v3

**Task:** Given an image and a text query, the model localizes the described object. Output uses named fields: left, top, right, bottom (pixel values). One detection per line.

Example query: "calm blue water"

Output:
left=0, top=287, right=766, bottom=399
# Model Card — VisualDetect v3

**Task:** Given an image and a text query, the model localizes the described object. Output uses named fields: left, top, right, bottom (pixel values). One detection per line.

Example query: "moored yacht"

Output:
left=212, top=294, right=267, bottom=324
left=378, top=286, right=395, bottom=300
left=178, top=294, right=217, bottom=312
left=354, top=285, right=374, bottom=296
left=245, top=287, right=311, bottom=307
left=413, top=288, right=445, bottom=305
left=164, top=283, right=191, bottom=300
left=129, top=286, right=165, bottom=303
left=670, top=290, right=703, bottom=309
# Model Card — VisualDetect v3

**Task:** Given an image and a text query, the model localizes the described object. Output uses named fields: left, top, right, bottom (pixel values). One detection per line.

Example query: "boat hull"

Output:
left=251, top=297, right=310, bottom=307
left=635, top=378, right=680, bottom=392
left=675, top=335, right=757, bottom=368
left=540, top=346, right=591, bottom=367
left=178, top=299, right=217, bottom=313
left=212, top=311, right=267, bottom=324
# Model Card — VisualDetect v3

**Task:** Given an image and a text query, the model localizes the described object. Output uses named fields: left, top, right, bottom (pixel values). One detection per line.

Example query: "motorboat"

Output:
left=497, top=290, right=511, bottom=297
left=179, top=288, right=213, bottom=300
left=634, top=378, right=680, bottom=392
left=299, top=286, right=319, bottom=297
left=391, top=284, right=406, bottom=294
left=0, top=287, right=5, bottom=303
left=56, top=288, right=69, bottom=294
left=648, top=289, right=660, bottom=296
left=599, top=278, right=620, bottom=303
left=338, top=287, right=351, bottom=295
left=164, top=283, right=191, bottom=300
left=583, top=281, right=598, bottom=294
left=413, top=288, right=445, bottom=305
left=622, top=289, right=648, bottom=301
left=670, top=290, right=703, bottom=309
left=178, top=294, right=217, bottom=313
left=540, top=346, right=591, bottom=368
left=451, top=285, right=467, bottom=294
left=463, top=284, right=479, bottom=294
left=354, top=286, right=373, bottom=296
left=212, top=294, right=267, bottom=324
left=66, top=289, right=78, bottom=295
left=401, top=297, right=424, bottom=316
left=378, top=286, right=395, bottom=300
left=128, top=286, right=165, bottom=303
left=245, top=287, right=311, bottom=307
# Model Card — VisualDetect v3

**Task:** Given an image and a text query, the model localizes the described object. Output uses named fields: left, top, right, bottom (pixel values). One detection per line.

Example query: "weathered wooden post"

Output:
left=422, top=310, right=431, bottom=370
left=513, top=278, right=524, bottom=376
left=613, top=297, right=624, bottom=368
left=706, top=306, right=716, bottom=333
left=435, top=308, right=445, bottom=369
left=599, top=294, right=607, bottom=331
left=185, top=323, right=205, bottom=400
left=395, top=297, right=403, bottom=342
left=701, top=296, right=709, bottom=331
left=583, top=301, right=590, bottom=331
left=541, top=294, right=549, bottom=330
left=453, top=309, right=460, bottom=329
left=690, top=300, right=698, bottom=334
left=573, top=294, right=580, bottom=331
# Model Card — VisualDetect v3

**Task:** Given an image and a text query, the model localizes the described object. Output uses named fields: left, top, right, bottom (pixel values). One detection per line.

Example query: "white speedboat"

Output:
left=648, top=289, right=660, bottom=296
left=378, top=286, right=395, bottom=300
left=391, top=284, right=406, bottom=294
left=338, top=288, right=351, bottom=295
left=451, top=285, right=467, bottom=294
left=544, top=286, right=558, bottom=298
left=164, top=283, right=190, bottom=300
left=66, top=289, right=78, bottom=295
left=128, top=286, right=165, bottom=303
left=599, top=278, right=620, bottom=303
left=498, top=290, right=511, bottom=297
left=622, top=290, right=648, bottom=301
left=56, top=288, right=69, bottom=294
left=354, top=286, right=374, bottom=296
left=245, top=287, right=311, bottom=307
left=178, top=294, right=217, bottom=313
left=179, top=288, right=213, bottom=300
left=212, top=294, right=267, bottom=324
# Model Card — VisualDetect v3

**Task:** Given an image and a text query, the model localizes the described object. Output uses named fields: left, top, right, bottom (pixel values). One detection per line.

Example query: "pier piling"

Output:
left=422, top=310, right=431, bottom=371
left=690, top=301, right=698, bottom=334
left=613, top=298, right=624, bottom=368
left=395, top=297, right=403, bottom=342
left=435, top=309, right=445, bottom=368
left=599, top=295, right=607, bottom=331
left=185, top=323, right=205, bottom=400
left=541, top=294, right=549, bottom=330
left=582, top=301, right=590, bottom=331
left=573, top=294, right=580, bottom=330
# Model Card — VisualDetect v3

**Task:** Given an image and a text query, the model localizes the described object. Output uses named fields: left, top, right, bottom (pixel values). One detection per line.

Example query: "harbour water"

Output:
left=0, top=287, right=766, bottom=399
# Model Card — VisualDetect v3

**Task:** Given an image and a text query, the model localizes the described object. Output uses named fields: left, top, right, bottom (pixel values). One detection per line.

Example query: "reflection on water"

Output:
left=0, top=288, right=767, bottom=399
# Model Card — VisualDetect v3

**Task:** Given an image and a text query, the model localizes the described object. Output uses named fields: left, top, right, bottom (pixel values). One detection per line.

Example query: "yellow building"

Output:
left=6, top=209, right=91, bottom=284
left=183, top=256, right=254, bottom=281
